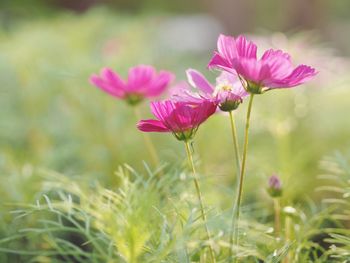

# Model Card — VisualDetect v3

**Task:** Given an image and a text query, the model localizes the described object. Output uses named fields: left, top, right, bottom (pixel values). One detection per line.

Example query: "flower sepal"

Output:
left=218, top=99, right=242, bottom=112
left=174, top=130, right=196, bottom=142
left=246, top=81, right=267, bottom=94
left=126, top=93, right=143, bottom=106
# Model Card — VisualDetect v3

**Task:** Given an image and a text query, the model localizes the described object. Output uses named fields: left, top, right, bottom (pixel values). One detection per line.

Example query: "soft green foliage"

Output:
left=1, top=162, right=348, bottom=262
left=318, top=153, right=350, bottom=261
left=1, top=8, right=350, bottom=263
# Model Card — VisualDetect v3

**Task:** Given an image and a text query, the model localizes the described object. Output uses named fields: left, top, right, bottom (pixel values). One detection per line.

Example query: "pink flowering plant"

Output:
left=90, top=64, right=174, bottom=167
left=138, top=99, right=217, bottom=262
left=207, top=34, right=318, bottom=255
left=90, top=65, right=174, bottom=105
left=103, top=34, right=316, bottom=262
left=174, top=69, right=248, bottom=112
left=89, top=34, right=318, bottom=262
left=8, top=29, right=343, bottom=263
left=208, top=34, right=317, bottom=94
left=138, top=99, right=217, bottom=141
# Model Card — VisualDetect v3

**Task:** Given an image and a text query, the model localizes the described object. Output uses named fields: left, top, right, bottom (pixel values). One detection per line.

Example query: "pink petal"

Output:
left=169, top=81, right=191, bottom=97
left=195, top=100, right=217, bottom=125
left=261, top=49, right=291, bottom=61
left=89, top=74, right=125, bottom=98
left=137, top=119, right=170, bottom=132
left=216, top=72, right=248, bottom=98
left=209, top=35, right=257, bottom=72
left=101, top=67, right=126, bottom=90
left=234, top=58, right=271, bottom=84
left=232, top=83, right=249, bottom=98
left=186, top=69, right=214, bottom=94
left=140, top=100, right=217, bottom=135
left=150, top=101, right=173, bottom=123
left=127, top=65, right=155, bottom=92
left=236, top=35, right=257, bottom=59
left=216, top=71, right=238, bottom=85
left=170, top=82, right=209, bottom=103
left=208, top=52, right=235, bottom=73
left=217, top=34, right=238, bottom=63
left=268, top=65, right=317, bottom=88
left=146, top=71, right=174, bottom=97
left=261, top=49, right=294, bottom=80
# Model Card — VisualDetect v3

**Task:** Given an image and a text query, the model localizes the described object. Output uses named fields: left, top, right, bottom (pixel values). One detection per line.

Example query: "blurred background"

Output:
left=1, top=0, right=350, bottom=228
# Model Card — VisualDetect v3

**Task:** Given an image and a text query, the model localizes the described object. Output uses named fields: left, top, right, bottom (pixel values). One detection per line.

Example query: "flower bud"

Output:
left=267, top=174, right=283, bottom=198
left=217, top=90, right=242, bottom=112
left=218, top=99, right=242, bottom=112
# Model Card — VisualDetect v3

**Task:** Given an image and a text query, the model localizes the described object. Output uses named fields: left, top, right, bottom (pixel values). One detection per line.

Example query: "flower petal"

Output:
left=261, top=49, right=291, bottom=61
left=146, top=70, right=174, bottom=97
left=216, top=71, right=237, bottom=85
left=127, top=65, right=155, bottom=92
left=208, top=52, right=236, bottom=73
left=236, top=35, right=257, bottom=59
left=261, top=49, right=294, bottom=81
left=137, top=119, right=170, bottom=132
left=186, top=69, right=214, bottom=94
left=101, top=67, right=126, bottom=90
left=217, top=34, right=238, bottom=63
left=150, top=101, right=173, bottom=123
left=89, top=74, right=125, bottom=98
left=170, top=82, right=209, bottom=103
left=234, top=58, right=271, bottom=84
left=268, top=65, right=317, bottom=88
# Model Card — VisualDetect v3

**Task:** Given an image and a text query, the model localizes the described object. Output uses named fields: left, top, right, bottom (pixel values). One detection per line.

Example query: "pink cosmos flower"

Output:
left=172, top=69, right=248, bottom=112
left=90, top=65, right=174, bottom=105
left=137, top=99, right=217, bottom=141
left=208, top=34, right=317, bottom=94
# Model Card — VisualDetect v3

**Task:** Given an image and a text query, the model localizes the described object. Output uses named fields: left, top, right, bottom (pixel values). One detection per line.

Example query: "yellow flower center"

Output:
left=213, top=82, right=233, bottom=96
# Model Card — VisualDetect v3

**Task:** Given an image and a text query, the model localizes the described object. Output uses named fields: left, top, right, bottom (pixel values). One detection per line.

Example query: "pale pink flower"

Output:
left=172, top=69, right=248, bottom=111
left=90, top=65, right=174, bottom=105
left=208, top=34, right=317, bottom=94
left=137, top=99, right=217, bottom=141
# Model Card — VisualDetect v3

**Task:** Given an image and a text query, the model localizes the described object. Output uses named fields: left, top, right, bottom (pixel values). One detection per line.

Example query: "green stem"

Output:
left=233, top=94, right=255, bottom=260
left=228, top=111, right=241, bottom=179
left=228, top=111, right=241, bottom=259
left=184, top=141, right=216, bottom=263
left=284, top=216, right=292, bottom=263
left=134, top=107, right=160, bottom=168
left=273, top=198, right=281, bottom=238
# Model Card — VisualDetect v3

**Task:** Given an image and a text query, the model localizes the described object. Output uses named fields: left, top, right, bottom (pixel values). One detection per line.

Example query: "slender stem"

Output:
left=273, top=198, right=281, bottom=238
left=233, top=94, right=255, bottom=260
left=184, top=141, right=216, bottom=263
left=228, top=111, right=241, bottom=259
left=284, top=216, right=292, bottom=263
left=228, top=111, right=241, bottom=179
left=134, top=106, right=160, bottom=168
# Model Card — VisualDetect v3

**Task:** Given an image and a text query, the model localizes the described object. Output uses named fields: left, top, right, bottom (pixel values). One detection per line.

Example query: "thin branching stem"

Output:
left=184, top=141, right=216, bottom=263
left=228, top=110, right=241, bottom=259
left=233, top=94, right=255, bottom=261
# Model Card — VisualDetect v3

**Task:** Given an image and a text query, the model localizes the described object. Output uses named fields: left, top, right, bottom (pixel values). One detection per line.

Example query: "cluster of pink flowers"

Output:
left=90, top=34, right=317, bottom=259
left=90, top=34, right=317, bottom=141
